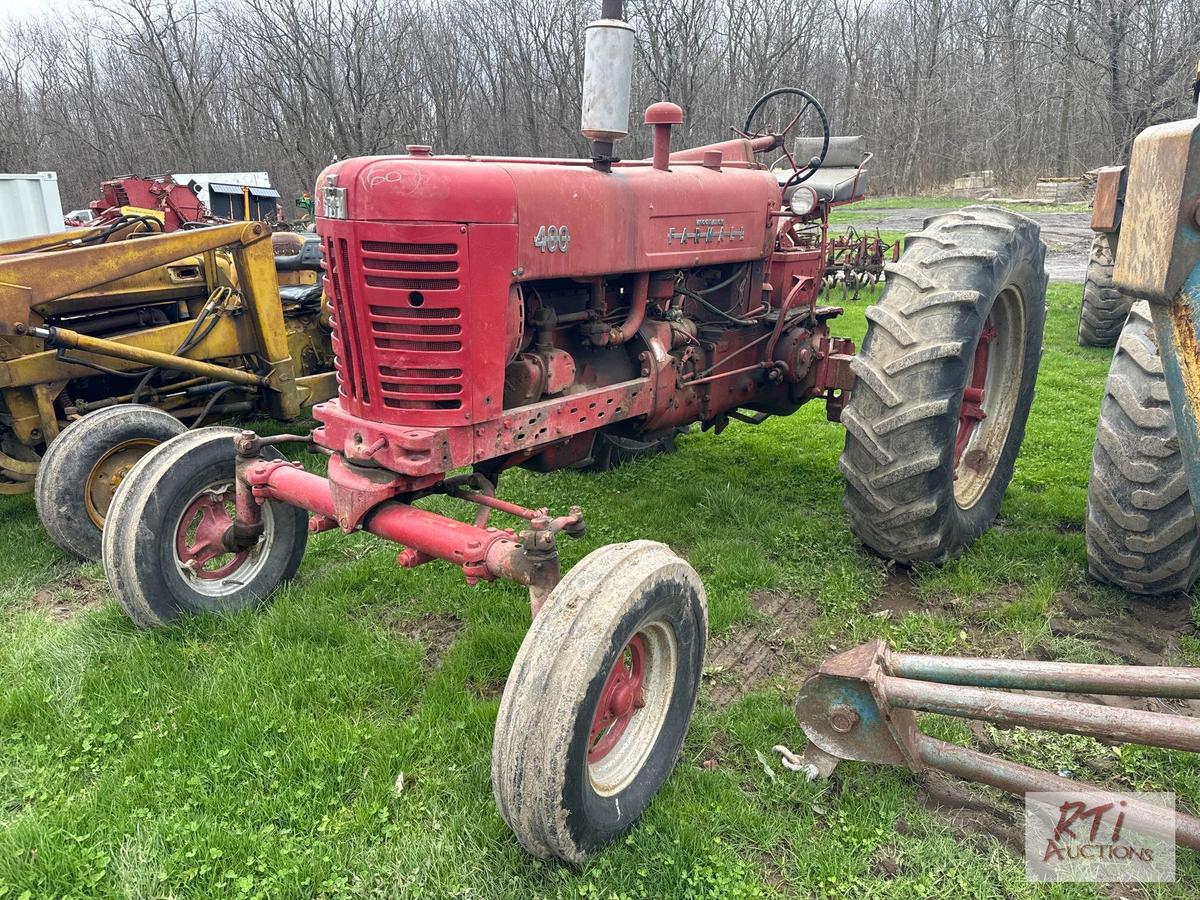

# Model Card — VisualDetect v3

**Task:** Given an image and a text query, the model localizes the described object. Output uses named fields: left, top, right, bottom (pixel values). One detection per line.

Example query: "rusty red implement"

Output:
left=795, top=640, right=1200, bottom=850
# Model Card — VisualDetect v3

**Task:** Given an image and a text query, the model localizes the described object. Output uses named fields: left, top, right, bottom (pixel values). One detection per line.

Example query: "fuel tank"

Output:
left=317, top=152, right=781, bottom=276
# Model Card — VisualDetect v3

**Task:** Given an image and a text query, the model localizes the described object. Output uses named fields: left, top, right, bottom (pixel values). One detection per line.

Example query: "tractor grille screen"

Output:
left=322, top=230, right=468, bottom=422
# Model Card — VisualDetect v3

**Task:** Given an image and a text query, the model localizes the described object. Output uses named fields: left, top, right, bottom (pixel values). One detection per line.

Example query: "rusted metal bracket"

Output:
left=1113, top=119, right=1200, bottom=304
left=811, top=335, right=855, bottom=421
left=795, top=639, right=1200, bottom=850
left=1089, top=165, right=1126, bottom=234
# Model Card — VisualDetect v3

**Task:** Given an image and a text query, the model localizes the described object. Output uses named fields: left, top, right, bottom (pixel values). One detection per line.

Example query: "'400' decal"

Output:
left=533, top=225, right=570, bottom=253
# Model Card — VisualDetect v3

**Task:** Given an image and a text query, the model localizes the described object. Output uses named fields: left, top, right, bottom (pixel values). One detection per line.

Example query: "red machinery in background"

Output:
left=99, top=0, right=1046, bottom=865
left=65, top=175, right=210, bottom=231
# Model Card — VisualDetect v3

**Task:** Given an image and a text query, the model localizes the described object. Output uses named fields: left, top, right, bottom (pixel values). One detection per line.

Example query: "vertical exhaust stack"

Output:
left=580, top=0, right=634, bottom=172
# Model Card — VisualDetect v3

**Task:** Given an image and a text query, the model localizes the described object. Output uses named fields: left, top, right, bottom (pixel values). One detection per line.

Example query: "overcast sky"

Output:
left=0, top=0, right=89, bottom=22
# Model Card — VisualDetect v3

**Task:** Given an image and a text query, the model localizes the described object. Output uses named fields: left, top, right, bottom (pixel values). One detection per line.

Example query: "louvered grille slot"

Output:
left=361, top=241, right=457, bottom=255
left=369, top=306, right=459, bottom=319
left=362, top=257, right=457, bottom=273
left=380, top=382, right=460, bottom=395
left=337, top=238, right=371, bottom=402
left=375, top=339, right=463, bottom=352
left=364, top=275, right=459, bottom=291
left=373, top=322, right=461, bottom=336
left=383, top=397, right=462, bottom=410
left=379, top=366, right=463, bottom=379
left=323, top=238, right=358, bottom=402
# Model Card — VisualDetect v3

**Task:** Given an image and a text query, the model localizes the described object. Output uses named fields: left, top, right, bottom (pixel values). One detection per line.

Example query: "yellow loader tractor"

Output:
left=0, top=216, right=334, bottom=560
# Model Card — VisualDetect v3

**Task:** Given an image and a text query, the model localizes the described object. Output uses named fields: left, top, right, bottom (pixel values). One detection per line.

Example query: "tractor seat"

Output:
left=778, top=135, right=869, bottom=203
left=273, top=231, right=323, bottom=271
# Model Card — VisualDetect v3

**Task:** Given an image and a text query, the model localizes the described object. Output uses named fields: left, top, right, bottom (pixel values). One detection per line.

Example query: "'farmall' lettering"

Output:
left=666, top=222, right=746, bottom=245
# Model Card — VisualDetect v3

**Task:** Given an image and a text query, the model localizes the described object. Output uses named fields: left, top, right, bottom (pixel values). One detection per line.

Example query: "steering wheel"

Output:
left=741, top=88, right=830, bottom=189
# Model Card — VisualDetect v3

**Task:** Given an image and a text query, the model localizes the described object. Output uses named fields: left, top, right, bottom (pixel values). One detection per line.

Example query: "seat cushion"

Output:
left=794, top=135, right=866, bottom=168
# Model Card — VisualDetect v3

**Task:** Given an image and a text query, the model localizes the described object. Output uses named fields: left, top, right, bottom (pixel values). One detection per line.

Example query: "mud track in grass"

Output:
left=704, top=589, right=818, bottom=708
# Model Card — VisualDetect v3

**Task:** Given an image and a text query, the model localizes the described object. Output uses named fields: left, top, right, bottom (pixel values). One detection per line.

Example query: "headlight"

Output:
left=788, top=185, right=818, bottom=217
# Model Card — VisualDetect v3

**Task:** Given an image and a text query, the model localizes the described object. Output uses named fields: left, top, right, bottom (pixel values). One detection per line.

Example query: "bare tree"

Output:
left=2, top=0, right=1198, bottom=207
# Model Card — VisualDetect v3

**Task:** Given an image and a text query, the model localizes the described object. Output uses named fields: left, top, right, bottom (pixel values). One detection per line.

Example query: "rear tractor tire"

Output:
left=840, top=206, right=1047, bottom=564
left=492, top=540, right=706, bottom=862
left=1077, top=232, right=1133, bottom=348
left=1086, top=301, right=1200, bottom=596
left=587, top=427, right=687, bottom=471
left=102, top=427, right=309, bottom=628
left=35, top=404, right=186, bottom=561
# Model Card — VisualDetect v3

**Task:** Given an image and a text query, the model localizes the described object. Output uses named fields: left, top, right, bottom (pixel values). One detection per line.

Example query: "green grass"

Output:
left=0, top=283, right=1197, bottom=898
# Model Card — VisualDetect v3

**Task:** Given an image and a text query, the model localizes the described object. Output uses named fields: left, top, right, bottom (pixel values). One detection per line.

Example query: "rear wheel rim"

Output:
left=173, top=481, right=275, bottom=596
left=588, top=620, right=678, bottom=797
left=85, top=439, right=158, bottom=527
left=953, top=287, right=1025, bottom=509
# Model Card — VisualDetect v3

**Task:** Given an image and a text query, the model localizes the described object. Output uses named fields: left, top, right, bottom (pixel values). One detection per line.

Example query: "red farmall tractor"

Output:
left=99, top=4, right=1047, bottom=863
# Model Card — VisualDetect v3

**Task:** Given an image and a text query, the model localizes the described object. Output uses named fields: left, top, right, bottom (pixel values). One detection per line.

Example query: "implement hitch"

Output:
left=795, top=640, right=1200, bottom=850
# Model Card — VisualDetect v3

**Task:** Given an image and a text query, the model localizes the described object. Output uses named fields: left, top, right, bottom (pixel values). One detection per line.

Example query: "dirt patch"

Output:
left=1035, top=591, right=1200, bottom=718
left=1046, top=592, right=1195, bottom=668
left=917, top=771, right=1155, bottom=899
left=870, top=567, right=921, bottom=617
left=704, top=589, right=817, bottom=708
left=364, top=609, right=463, bottom=669
left=916, top=775, right=1025, bottom=855
left=468, top=678, right=505, bottom=700
left=22, top=572, right=107, bottom=621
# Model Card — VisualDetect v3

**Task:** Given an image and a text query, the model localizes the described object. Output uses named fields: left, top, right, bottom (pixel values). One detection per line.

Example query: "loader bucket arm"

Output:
left=0, top=221, right=301, bottom=420
left=1113, top=117, right=1200, bottom=531
left=0, top=226, right=109, bottom=256
left=1112, top=119, right=1200, bottom=304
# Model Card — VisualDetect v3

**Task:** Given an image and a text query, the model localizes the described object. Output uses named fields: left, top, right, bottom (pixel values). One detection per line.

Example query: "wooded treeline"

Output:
left=1, top=0, right=1197, bottom=209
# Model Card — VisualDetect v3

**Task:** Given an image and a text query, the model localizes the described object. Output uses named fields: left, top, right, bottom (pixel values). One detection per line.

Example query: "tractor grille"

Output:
left=322, top=231, right=467, bottom=421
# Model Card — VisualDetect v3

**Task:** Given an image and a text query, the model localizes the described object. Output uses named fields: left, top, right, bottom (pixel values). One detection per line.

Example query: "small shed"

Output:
left=172, top=172, right=280, bottom=221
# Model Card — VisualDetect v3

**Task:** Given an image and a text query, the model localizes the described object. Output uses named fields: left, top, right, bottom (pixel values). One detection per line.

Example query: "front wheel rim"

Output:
left=588, top=620, right=678, bottom=797
left=173, top=481, right=275, bottom=597
left=86, top=439, right=158, bottom=527
left=953, top=286, right=1026, bottom=509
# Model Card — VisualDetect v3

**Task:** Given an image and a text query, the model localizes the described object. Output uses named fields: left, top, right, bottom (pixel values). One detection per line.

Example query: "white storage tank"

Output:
left=0, top=172, right=66, bottom=240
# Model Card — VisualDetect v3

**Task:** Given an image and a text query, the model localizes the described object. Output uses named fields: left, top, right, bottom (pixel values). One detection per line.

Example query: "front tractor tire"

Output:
left=492, top=541, right=706, bottom=863
left=1077, top=232, right=1133, bottom=348
left=840, top=206, right=1047, bottom=564
left=102, top=427, right=309, bottom=628
left=1086, top=302, right=1200, bottom=596
left=35, top=404, right=186, bottom=561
